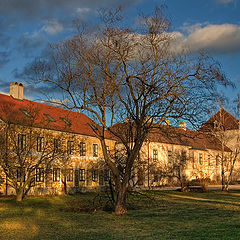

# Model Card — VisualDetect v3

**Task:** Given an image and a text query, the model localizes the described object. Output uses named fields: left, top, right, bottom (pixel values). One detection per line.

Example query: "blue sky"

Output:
left=0, top=0, right=239, bottom=105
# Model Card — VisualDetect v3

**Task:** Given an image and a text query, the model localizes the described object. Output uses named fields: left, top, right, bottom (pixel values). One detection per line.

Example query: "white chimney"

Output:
left=179, top=121, right=187, bottom=131
left=10, top=82, right=24, bottom=100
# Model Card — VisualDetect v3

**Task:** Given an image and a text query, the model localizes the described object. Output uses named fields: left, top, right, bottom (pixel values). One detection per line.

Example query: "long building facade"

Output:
left=0, top=82, right=239, bottom=196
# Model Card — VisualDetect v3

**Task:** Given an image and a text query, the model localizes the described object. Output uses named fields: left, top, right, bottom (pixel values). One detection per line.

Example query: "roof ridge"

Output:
left=0, top=93, right=114, bottom=139
left=0, top=93, right=91, bottom=120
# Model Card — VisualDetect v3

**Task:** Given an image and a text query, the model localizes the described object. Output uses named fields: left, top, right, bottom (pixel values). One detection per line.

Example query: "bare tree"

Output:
left=209, top=107, right=240, bottom=191
left=26, top=7, right=229, bottom=214
left=0, top=104, right=63, bottom=201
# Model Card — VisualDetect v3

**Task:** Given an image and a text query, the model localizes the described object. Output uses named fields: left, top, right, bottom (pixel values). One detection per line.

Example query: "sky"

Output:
left=0, top=0, right=239, bottom=106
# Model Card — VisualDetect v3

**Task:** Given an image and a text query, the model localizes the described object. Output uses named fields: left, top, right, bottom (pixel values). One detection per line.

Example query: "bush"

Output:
left=188, top=178, right=211, bottom=192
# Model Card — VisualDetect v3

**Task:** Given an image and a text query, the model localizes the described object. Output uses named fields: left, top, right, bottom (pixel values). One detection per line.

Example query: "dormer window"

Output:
left=60, top=117, right=71, bottom=126
left=20, top=108, right=33, bottom=118
left=44, top=113, right=55, bottom=122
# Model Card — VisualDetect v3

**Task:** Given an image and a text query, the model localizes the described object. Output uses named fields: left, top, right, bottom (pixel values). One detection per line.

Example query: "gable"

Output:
left=199, top=108, right=239, bottom=132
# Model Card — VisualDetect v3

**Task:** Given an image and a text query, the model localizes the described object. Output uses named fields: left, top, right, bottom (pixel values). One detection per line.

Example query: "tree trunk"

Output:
left=16, top=188, right=24, bottom=202
left=221, top=167, right=226, bottom=191
left=62, top=178, right=67, bottom=195
left=114, top=188, right=127, bottom=216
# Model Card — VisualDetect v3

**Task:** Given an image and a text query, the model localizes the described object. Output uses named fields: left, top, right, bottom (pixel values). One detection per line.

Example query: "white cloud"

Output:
left=41, top=98, right=70, bottom=107
left=76, top=7, right=91, bottom=14
left=0, top=91, right=8, bottom=95
left=173, top=24, right=240, bottom=54
left=42, top=19, right=63, bottom=35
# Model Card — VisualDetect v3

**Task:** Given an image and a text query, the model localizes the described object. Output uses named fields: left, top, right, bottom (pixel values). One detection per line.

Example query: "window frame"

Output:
left=17, top=134, right=26, bottom=150
left=168, top=150, right=173, bottom=164
left=92, top=169, right=98, bottom=182
left=199, top=153, right=203, bottom=165
left=16, top=167, right=25, bottom=182
left=53, top=168, right=60, bottom=182
left=153, top=149, right=158, bottom=162
left=93, top=144, right=98, bottom=157
left=36, top=168, right=44, bottom=182
left=79, top=169, right=85, bottom=181
left=53, top=138, right=60, bottom=153
left=67, top=140, right=74, bottom=155
left=79, top=141, right=86, bottom=156
left=36, top=136, right=44, bottom=152
left=66, top=169, right=73, bottom=182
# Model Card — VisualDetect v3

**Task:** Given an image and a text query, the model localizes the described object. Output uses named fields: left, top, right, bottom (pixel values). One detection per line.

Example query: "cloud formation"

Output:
left=174, top=23, right=240, bottom=54
left=0, top=0, right=141, bottom=20
left=41, top=19, right=64, bottom=35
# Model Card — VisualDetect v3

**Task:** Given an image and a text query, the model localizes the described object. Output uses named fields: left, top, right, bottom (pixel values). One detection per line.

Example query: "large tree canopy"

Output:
left=27, top=7, right=230, bottom=215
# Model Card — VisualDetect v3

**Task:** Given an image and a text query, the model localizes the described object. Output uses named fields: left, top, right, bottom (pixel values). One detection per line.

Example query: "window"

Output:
left=168, top=150, right=173, bottom=164
left=67, top=140, right=74, bottom=155
left=53, top=168, right=60, bottom=182
left=216, top=155, right=221, bottom=166
left=181, top=151, right=187, bottom=162
left=79, top=142, right=86, bottom=156
left=199, top=153, right=203, bottom=165
left=53, top=138, right=61, bottom=153
left=104, top=170, right=110, bottom=182
left=79, top=169, right=85, bottom=181
left=208, top=154, right=211, bottom=166
left=20, top=108, right=33, bottom=118
left=66, top=169, right=73, bottom=182
left=153, top=149, right=158, bottom=161
left=93, top=144, right=98, bottom=157
left=36, top=137, right=44, bottom=152
left=18, top=134, right=26, bottom=150
left=44, top=113, right=55, bottom=122
left=16, top=167, right=25, bottom=182
left=92, top=170, right=98, bottom=182
left=36, top=168, right=44, bottom=182
left=192, top=155, right=195, bottom=169
left=60, top=117, right=71, bottom=126
left=106, top=145, right=110, bottom=154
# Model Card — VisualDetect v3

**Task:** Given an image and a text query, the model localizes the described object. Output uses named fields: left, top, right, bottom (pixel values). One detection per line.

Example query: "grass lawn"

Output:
left=1, top=190, right=240, bottom=240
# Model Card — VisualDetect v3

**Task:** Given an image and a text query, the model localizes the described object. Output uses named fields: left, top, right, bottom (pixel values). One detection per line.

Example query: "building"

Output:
left=0, top=82, right=115, bottom=196
left=116, top=120, right=234, bottom=188
left=0, top=82, right=238, bottom=196
left=139, top=123, right=236, bottom=188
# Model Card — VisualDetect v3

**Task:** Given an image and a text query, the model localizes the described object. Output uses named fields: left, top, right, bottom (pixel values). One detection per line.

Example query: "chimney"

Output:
left=10, top=82, right=24, bottom=100
left=179, top=121, right=187, bottom=131
left=165, top=119, right=170, bottom=126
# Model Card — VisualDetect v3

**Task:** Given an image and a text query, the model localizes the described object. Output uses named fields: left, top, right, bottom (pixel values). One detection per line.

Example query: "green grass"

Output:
left=1, top=190, right=240, bottom=240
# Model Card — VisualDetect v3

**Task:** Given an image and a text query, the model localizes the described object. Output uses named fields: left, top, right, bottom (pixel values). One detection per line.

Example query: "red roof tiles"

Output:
left=0, top=94, right=112, bottom=139
left=111, top=122, right=231, bottom=152
left=199, top=108, right=239, bottom=132
left=148, top=125, right=231, bottom=152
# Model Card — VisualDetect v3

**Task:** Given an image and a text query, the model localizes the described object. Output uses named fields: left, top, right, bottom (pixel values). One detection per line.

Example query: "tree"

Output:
left=0, top=104, right=63, bottom=201
left=208, top=107, right=240, bottom=191
left=27, top=7, right=229, bottom=214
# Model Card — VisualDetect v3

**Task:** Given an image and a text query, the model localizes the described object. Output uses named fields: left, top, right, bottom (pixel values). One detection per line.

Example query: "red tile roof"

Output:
left=148, top=125, right=231, bottom=152
left=199, top=108, right=239, bottom=132
left=112, top=122, right=231, bottom=152
left=0, top=94, right=112, bottom=139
